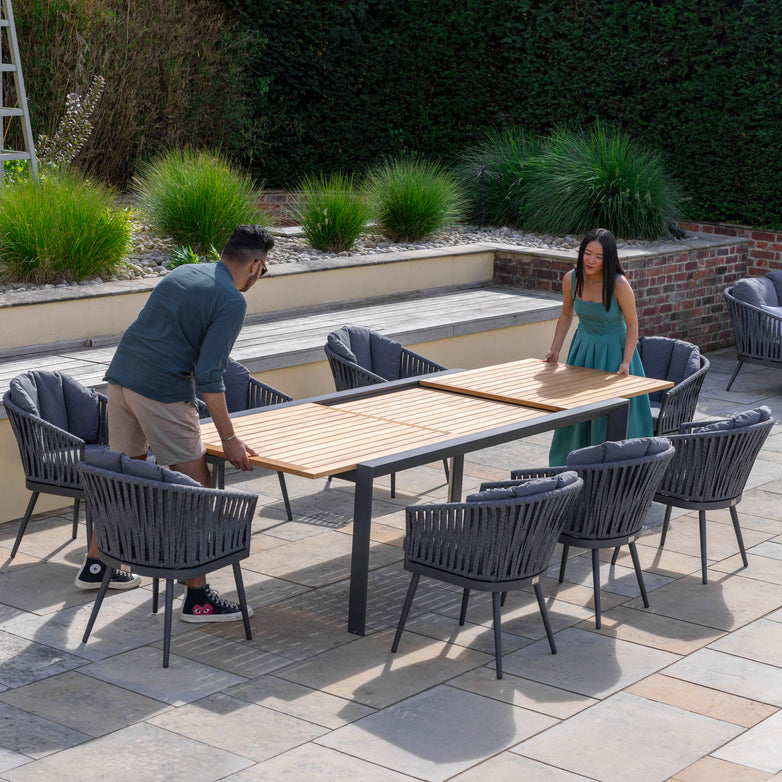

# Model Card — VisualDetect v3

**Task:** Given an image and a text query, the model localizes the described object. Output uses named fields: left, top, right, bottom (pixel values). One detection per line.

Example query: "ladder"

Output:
left=0, top=0, right=38, bottom=187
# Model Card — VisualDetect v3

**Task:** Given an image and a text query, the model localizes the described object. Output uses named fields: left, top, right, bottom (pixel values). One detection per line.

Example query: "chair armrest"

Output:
left=248, top=376, right=293, bottom=408
left=399, top=347, right=447, bottom=379
left=324, top=345, right=385, bottom=390
left=654, top=358, right=709, bottom=435
left=508, top=466, right=569, bottom=483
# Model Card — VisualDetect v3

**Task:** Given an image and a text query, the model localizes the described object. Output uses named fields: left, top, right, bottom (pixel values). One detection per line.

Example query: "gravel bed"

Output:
left=0, top=219, right=680, bottom=295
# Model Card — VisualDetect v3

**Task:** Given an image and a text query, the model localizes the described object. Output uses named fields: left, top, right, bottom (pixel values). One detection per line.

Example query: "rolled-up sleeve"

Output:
left=194, top=301, right=246, bottom=394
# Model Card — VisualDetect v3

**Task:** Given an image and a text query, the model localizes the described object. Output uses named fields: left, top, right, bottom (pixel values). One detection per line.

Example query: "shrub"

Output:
left=167, top=244, right=221, bottom=270
left=366, top=157, right=465, bottom=242
left=0, top=170, right=130, bottom=284
left=290, top=173, right=370, bottom=252
left=522, top=124, right=682, bottom=239
left=456, top=127, right=542, bottom=228
left=134, top=148, right=270, bottom=254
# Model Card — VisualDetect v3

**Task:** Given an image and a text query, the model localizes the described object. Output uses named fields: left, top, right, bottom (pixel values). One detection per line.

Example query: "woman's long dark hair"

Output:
left=574, top=228, right=625, bottom=311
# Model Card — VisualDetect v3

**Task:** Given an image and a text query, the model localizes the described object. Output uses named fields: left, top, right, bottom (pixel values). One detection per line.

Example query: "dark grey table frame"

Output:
left=226, top=373, right=630, bottom=635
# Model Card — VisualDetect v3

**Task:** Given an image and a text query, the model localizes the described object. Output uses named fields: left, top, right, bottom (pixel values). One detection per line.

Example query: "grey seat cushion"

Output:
left=328, top=326, right=403, bottom=380
left=766, top=271, right=782, bottom=304
left=694, top=406, right=772, bottom=433
left=10, top=371, right=102, bottom=444
left=638, top=337, right=701, bottom=403
left=84, top=448, right=201, bottom=486
left=566, top=436, right=671, bottom=466
left=220, top=358, right=251, bottom=413
left=467, top=470, right=579, bottom=502
left=732, top=277, right=779, bottom=308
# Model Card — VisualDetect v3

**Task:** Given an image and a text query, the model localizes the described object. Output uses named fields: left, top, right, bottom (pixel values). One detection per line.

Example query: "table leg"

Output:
left=605, top=402, right=630, bottom=441
left=348, top=464, right=374, bottom=635
left=448, top=454, right=464, bottom=503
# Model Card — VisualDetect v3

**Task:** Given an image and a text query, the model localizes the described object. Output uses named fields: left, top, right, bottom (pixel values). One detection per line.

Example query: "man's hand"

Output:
left=223, top=435, right=257, bottom=471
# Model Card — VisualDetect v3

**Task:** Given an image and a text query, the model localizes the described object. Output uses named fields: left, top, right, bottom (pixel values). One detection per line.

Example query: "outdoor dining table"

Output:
left=200, top=358, right=673, bottom=635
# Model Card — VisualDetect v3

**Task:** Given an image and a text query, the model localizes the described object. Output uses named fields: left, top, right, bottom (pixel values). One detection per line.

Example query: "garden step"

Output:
left=0, top=284, right=560, bottom=417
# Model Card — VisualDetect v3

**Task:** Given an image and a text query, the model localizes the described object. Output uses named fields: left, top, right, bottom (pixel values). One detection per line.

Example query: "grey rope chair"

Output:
left=651, top=406, right=774, bottom=584
left=392, top=471, right=583, bottom=679
left=196, top=357, right=294, bottom=520
left=510, top=437, right=676, bottom=629
left=324, top=325, right=449, bottom=495
left=3, top=370, right=108, bottom=558
left=79, top=452, right=257, bottom=667
left=637, top=336, right=710, bottom=435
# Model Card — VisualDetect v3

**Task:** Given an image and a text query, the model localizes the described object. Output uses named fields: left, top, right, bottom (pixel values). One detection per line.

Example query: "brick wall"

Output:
left=260, top=189, right=298, bottom=225
left=494, top=239, right=749, bottom=352
left=679, top=221, right=782, bottom=275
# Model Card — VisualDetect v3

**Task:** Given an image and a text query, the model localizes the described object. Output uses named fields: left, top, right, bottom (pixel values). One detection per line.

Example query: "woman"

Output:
left=544, top=227, right=652, bottom=465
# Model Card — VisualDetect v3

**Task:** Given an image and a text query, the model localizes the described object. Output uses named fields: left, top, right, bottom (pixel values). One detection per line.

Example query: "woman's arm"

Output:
left=543, top=270, right=575, bottom=363
left=614, top=275, right=639, bottom=375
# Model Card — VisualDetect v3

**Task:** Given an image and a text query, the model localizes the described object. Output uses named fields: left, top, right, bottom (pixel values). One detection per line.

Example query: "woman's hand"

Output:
left=616, top=361, right=631, bottom=376
left=543, top=349, right=559, bottom=363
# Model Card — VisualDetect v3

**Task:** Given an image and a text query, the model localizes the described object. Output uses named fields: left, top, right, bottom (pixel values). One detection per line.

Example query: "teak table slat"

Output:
left=202, top=360, right=665, bottom=634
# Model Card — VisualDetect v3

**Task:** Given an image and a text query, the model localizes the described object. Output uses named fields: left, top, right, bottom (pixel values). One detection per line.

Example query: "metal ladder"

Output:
left=0, top=0, right=38, bottom=187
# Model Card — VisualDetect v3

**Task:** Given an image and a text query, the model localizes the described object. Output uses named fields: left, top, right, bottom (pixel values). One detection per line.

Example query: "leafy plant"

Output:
left=521, top=123, right=682, bottom=239
left=455, top=127, right=543, bottom=228
left=134, top=148, right=270, bottom=254
left=167, top=244, right=221, bottom=269
left=0, top=170, right=130, bottom=284
left=290, top=172, right=370, bottom=252
left=366, top=156, right=465, bottom=242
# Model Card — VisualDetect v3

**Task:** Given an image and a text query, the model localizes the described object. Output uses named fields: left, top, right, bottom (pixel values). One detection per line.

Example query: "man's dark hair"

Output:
left=221, top=224, right=275, bottom=264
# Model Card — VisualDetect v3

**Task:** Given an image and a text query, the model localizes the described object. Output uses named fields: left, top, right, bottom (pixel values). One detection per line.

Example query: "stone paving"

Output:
left=0, top=347, right=781, bottom=781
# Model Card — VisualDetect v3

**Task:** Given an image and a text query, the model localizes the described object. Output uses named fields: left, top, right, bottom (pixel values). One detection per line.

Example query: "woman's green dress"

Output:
left=548, top=275, right=653, bottom=465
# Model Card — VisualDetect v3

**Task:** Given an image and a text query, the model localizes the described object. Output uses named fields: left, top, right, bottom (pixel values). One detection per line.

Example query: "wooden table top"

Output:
left=201, top=387, right=547, bottom=479
left=421, top=358, right=673, bottom=411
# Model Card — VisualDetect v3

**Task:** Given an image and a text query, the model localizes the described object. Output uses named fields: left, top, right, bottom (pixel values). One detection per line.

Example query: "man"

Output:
left=74, top=224, right=274, bottom=623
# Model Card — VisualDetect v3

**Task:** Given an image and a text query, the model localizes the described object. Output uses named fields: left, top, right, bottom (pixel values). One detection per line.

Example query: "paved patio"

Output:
left=1, top=347, right=781, bottom=782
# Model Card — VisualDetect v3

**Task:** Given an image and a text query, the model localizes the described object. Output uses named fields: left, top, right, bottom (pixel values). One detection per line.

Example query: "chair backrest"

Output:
left=8, top=370, right=103, bottom=444
left=562, top=437, right=676, bottom=540
left=638, top=337, right=702, bottom=402
left=79, top=449, right=257, bottom=571
left=657, top=407, right=774, bottom=504
left=326, top=326, right=403, bottom=380
left=404, top=471, right=583, bottom=583
left=730, top=275, right=781, bottom=309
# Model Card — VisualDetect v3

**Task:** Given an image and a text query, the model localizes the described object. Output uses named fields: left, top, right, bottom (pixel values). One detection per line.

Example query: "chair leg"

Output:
left=233, top=562, right=252, bottom=641
left=82, top=566, right=113, bottom=643
left=459, top=588, right=470, bottom=625
left=277, top=472, right=293, bottom=521
left=610, top=546, right=621, bottom=565
left=391, top=573, right=420, bottom=652
left=72, top=498, right=80, bottom=540
left=152, top=578, right=160, bottom=613
left=726, top=360, right=743, bottom=392
left=699, top=510, right=708, bottom=584
left=534, top=582, right=557, bottom=654
left=558, top=544, right=570, bottom=583
left=163, top=578, right=174, bottom=668
left=492, top=591, right=503, bottom=679
left=10, top=491, right=39, bottom=558
left=591, top=549, right=602, bottom=629
left=390, top=473, right=396, bottom=498
left=628, top=542, right=649, bottom=608
left=500, top=591, right=508, bottom=607
left=442, top=458, right=450, bottom=482
left=729, top=506, right=749, bottom=568
left=659, top=505, right=672, bottom=548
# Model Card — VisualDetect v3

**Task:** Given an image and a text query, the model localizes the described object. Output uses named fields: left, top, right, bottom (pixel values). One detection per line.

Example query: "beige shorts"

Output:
left=108, top=384, right=205, bottom=467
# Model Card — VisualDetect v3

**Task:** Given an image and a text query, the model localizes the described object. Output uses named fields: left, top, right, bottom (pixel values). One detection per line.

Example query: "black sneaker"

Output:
left=180, top=584, right=253, bottom=623
left=74, top=556, right=141, bottom=591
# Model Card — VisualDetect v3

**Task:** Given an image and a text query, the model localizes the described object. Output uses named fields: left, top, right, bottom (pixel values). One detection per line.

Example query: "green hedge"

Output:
left=229, top=0, right=782, bottom=227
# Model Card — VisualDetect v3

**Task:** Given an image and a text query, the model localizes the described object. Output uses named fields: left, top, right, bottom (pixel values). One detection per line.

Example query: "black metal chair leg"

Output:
left=233, top=562, right=252, bottom=640
left=391, top=573, right=420, bottom=652
left=500, top=591, right=508, bottom=607
left=163, top=578, right=174, bottom=668
left=558, top=544, right=570, bottom=583
left=730, top=506, right=749, bottom=567
left=152, top=578, right=160, bottom=613
left=492, top=591, right=503, bottom=679
left=726, top=360, right=743, bottom=392
left=534, top=582, right=557, bottom=654
left=628, top=542, right=649, bottom=608
left=659, top=505, right=672, bottom=547
left=592, top=549, right=602, bottom=628
left=10, top=491, right=39, bottom=558
left=277, top=472, right=293, bottom=521
left=699, top=510, right=708, bottom=584
left=459, top=588, right=470, bottom=625
left=610, top=546, right=620, bottom=565
left=72, top=498, right=80, bottom=540
left=82, top=567, right=113, bottom=643
left=442, top=459, right=450, bottom=482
